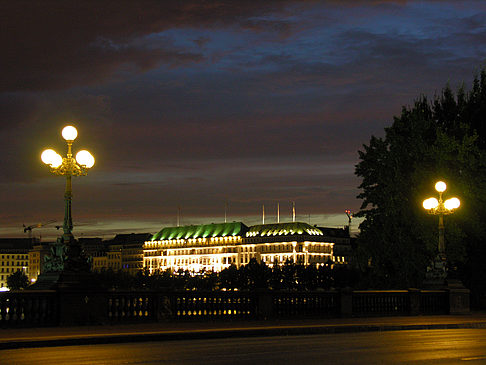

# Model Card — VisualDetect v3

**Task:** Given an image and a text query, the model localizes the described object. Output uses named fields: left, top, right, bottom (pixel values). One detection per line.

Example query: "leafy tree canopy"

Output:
left=91, top=262, right=360, bottom=291
left=7, top=270, right=30, bottom=290
left=356, top=70, right=486, bottom=289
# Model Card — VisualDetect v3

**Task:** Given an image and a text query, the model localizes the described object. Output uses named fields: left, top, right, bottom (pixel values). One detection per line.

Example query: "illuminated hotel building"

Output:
left=143, top=222, right=336, bottom=273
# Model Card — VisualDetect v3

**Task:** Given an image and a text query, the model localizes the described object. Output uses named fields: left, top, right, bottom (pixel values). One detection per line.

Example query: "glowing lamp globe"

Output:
left=435, top=181, right=447, bottom=193
left=444, top=197, right=460, bottom=210
left=75, top=150, right=95, bottom=168
left=41, top=149, right=63, bottom=168
left=423, top=197, right=439, bottom=210
left=62, top=125, right=78, bottom=141
left=41, top=149, right=56, bottom=164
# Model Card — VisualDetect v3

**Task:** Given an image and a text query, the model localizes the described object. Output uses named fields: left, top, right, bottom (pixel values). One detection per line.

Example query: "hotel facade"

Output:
left=143, top=221, right=343, bottom=273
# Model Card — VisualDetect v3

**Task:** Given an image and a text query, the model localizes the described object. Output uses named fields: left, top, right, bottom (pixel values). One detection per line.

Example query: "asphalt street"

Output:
left=2, top=328, right=486, bottom=365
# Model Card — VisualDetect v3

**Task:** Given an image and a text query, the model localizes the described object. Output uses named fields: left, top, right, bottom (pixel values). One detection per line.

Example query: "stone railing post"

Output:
left=257, top=290, right=273, bottom=319
left=340, top=288, right=353, bottom=317
left=57, top=289, right=108, bottom=325
left=447, top=280, right=470, bottom=314
left=408, top=288, right=421, bottom=315
left=156, top=292, right=174, bottom=321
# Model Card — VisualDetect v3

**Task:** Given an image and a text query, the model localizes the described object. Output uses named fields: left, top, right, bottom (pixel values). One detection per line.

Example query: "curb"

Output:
left=2, top=321, right=486, bottom=350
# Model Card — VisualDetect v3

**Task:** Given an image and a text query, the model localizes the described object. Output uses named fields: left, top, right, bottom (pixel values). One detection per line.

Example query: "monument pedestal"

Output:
left=30, top=270, right=107, bottom=325
left=28, top=238, right=108, bottom=325
left=30, top=238, right=93, bottom=290
left=423, top=255, right=447, bottom=289
left=423, top=256, right=470, bottom=313
left=30, top=270, right=98, bottom=290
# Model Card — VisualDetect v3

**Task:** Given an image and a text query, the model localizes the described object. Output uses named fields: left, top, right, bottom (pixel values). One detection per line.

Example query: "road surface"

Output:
left=2, top=328, right=486, bottom=364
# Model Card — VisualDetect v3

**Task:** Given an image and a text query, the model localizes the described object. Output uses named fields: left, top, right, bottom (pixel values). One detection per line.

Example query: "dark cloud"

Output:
left=240, top=18, right=293, bottom=37
left=0, top=1, right=298, bottom=93
left=193, top=36, right=211, bottom=48
left=0, top=93, right=40, bottom=131
left=1, top=1, right=486, bottom=238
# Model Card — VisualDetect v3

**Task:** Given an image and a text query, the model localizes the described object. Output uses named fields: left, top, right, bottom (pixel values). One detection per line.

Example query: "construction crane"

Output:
left=55, top=222, right=89, bottom=230
left=23, top=220, right=57, bottom=239
left=344, top=209, right=353, bottom=232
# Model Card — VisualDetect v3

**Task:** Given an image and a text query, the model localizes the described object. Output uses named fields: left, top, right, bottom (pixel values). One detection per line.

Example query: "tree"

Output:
left=281, top=259, right=297, bottom=290
left=246, top=259, right=271, bottom=290
left=7, top=270, right=29, bottom=290
left=316, top=262, right=333, bottom=290
left=269, top=262, right=283, bottom=290
left=356, top=72, right=486, bottom=290
left=219, top=264, right=240, bottom=290
left=298, top=264, right=318, bottom=291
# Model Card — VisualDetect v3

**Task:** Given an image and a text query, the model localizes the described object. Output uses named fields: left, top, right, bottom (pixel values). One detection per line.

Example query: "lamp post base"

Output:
left=29, top=270, right=98, bottom=290
left=30, top=237, right=92, bottom=290
left=422, top=256, right=470, bottom=313
left=423, top=255, right=447, bottom=289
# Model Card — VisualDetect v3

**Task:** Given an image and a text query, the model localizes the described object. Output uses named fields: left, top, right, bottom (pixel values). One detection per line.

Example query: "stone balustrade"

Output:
left=0, top=287, right=466, bottom=327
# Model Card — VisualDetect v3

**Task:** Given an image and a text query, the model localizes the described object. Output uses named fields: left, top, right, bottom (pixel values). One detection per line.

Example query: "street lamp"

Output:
left=41, top=125, right=94, bottom=272
left=422, top=181, right=460, bottom=282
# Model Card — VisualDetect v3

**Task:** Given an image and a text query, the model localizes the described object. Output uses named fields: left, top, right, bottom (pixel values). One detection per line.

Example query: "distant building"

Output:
left=26, top=236, right=125, bottom=276
left=28, top=244, right=51, bottom=284
left=79, top=237, right=104, bottom=258
left=76, top=234, right=150, bottom=273
left=143, top=222, right=336, bottom=273
left=78, top=237, right=108, bottom=272
left=90, top=244, right=123, bottom=272
left=91, top=252, right=108, bottom=272
left=24, top=234, right=150, bottom=275
left=318, top=226, right=353, bottom=265
left=0, top=238, right=34, bottom=290
left=106, top=246, right=122, bottom=271
left=105, top=233, right=152, bottom=274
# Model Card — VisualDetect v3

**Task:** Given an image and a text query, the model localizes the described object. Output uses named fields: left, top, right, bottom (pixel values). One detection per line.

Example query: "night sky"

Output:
left=2, top=1, right=486, bottom=240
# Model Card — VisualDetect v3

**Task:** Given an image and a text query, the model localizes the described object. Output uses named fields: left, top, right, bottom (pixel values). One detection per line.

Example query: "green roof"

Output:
left=246, top=222, right=323, bottom=237
left=152, top=222, right=248, bottom=241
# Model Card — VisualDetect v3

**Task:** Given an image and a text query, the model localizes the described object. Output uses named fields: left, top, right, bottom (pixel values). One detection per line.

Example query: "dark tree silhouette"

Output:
left=7, top=270, right=29, bottom=290
left=356, top=70, right=486, bottom=292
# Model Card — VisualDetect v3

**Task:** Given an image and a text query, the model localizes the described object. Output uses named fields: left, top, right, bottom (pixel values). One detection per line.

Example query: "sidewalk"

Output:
left=1, top=313, right=486, bottom=350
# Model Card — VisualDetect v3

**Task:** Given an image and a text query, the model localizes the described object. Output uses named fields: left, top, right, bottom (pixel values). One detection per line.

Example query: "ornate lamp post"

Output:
left=422, top=181, right=460, bottom=284
left=41, top=125, right=94, bottom=272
